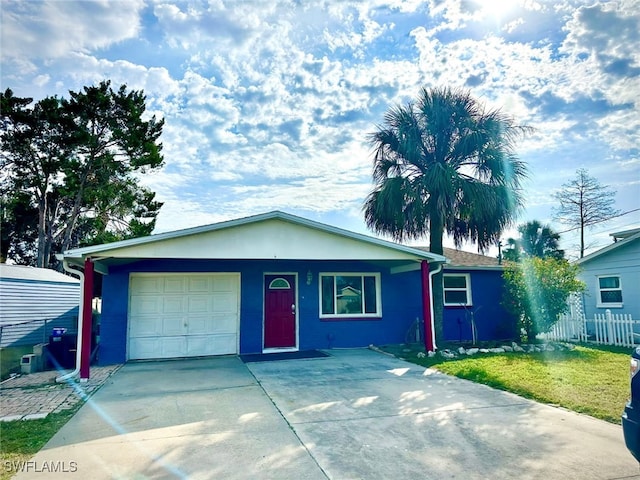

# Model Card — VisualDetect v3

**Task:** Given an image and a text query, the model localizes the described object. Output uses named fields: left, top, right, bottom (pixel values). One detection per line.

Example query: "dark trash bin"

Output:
left=48, top=330, right=77, bottom=369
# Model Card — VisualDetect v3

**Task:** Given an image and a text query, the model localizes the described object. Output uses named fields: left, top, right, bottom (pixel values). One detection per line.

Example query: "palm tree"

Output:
left=364, top=86, right=530, bottom=341
left=504, top=220, right=564, bottom=261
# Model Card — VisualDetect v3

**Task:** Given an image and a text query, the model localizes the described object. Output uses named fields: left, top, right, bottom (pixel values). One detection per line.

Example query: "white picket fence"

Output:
left=543, top=310, right=640, bottom=348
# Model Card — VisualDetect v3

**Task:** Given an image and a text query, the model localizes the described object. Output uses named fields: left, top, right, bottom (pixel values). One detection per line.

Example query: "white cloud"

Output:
left=2, top=0, right=639, bottom=258
left=1, top=0, right=145, bottom=60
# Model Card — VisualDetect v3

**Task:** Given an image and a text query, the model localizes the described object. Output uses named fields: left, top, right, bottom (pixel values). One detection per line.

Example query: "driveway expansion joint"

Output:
left=246, top=365, right=331, bottom=480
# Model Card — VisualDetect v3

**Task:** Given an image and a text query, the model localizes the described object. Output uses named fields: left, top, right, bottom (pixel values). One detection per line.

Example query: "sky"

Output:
left=1, top=0, right=639, bottom=260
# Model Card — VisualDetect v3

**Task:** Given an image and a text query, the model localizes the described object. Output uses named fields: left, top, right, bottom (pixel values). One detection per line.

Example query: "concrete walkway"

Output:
left=10, top=350, right=640, bottom=479
left=0, top=365, right=121, bottom=421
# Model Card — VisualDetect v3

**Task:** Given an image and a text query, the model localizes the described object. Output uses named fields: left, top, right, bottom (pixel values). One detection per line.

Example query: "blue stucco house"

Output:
left=576, top=228, right=640, bottom=321
left=61, top=211, right=447, bottom=371
left=415, top=247, right=518, bottom=343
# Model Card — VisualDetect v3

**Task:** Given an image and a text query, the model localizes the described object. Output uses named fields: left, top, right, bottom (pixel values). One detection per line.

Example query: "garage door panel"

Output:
left=129, top=273, right=239, bottom=360
left=213, top=276, right=237, bottom=291
left=131, top=276, right=162, bottom=294
left=161, top=336, right=187, bottom=358
left=162, top=317, right=184, bottom=336
left=212, top=292, right=237, bottom=313
left=163, top=297, right=185, bottom=314
left=129, top=337, right=160, bottom=359
left=164, top=277, right=185, bottom=294
left=211, top=313, right=237, bottom=333
left=187, top=316, right=210, bottom=335
left=185, top=334, right=236, bottom=356
left=130, top=296, right=161, bottom=315
left=188, top=296, right=209, bottom=314
left=211, top=334, right=237, bottom=355
left=130, top=317, right=162, bottom=337
left=186, top=336, right=215, bottom=356
left=188, top=277, right=209, bottom=293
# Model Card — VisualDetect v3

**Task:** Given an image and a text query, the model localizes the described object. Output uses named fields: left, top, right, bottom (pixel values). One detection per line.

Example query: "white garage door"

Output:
left=128, top=273, right=240, bottom=360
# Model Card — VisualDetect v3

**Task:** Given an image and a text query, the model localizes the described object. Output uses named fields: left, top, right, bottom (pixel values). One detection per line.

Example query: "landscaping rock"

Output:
left=513, top=345, right=525, bottom=352
left=490, top=348, right=506, bottom=353
left=466, top=348, right=479, bottom=355
left=501, top=345, right=513, bottom=352
left=479, top=348, right=490, bottom=353
left=440, top=349, right=456, bottom=359
left=458, top=347, right=466, bottom=355
left=428, top=351, right=436, bottom=358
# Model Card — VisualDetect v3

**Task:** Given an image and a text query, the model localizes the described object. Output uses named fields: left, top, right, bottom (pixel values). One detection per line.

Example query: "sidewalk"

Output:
left=0, top=365, right=121, bottom=421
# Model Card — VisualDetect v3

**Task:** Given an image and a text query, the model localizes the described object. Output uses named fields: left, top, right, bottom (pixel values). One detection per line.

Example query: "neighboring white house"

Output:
left=576, top=228, right=640, bottom=320
left=0, top=264, right=80, bottom=348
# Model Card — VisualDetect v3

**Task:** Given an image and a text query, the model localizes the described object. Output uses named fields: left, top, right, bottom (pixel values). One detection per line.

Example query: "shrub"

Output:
left=502, top=258, right=585, bottom=342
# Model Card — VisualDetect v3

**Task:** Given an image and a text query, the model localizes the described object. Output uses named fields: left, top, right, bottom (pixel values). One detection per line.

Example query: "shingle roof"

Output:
left=413, top=247, right=500, bottom=267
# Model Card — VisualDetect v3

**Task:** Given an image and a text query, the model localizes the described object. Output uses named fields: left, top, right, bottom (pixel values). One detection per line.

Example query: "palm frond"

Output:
left=364, top=86, right=529, bottom=250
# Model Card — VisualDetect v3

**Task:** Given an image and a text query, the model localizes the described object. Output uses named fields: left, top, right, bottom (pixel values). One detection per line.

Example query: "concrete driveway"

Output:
left=15, top=349, right=640, bottom=479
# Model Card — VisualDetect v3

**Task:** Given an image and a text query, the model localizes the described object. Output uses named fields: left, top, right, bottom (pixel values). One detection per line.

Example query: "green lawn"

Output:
left=1, top=346, right=80, bottom=479
left=380, top=343, right=632, bottom=424
left=0, top=408, right=80, bottom=480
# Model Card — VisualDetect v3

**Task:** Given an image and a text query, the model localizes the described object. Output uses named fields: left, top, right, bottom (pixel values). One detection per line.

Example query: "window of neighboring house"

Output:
left=319, top=273, right=381, bottom=318
left=597, top=275, right=623, bottom=307
left=443, top=273, right=472, bottom=306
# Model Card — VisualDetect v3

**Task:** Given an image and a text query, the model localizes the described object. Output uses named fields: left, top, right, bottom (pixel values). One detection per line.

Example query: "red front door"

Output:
left=264, top=275, right=296, bottom=349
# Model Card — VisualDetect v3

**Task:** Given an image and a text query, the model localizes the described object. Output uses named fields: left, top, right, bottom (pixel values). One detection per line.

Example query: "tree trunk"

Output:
left=579, top=190, right=585, bottom=258
left=60, top=162, right=92, bottom=254
left=36, top=193, right=47, bottom=268
left=429, top=210, right=445, bottom=346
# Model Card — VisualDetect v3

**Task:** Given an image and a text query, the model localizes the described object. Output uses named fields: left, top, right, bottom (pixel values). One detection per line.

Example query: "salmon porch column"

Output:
left=421, top=260, right=434, bottom=352
left=80, top=258, right=94, bottom=380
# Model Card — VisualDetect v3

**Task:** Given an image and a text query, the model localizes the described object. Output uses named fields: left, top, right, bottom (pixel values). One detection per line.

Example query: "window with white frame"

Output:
left=597, top=275, right=623, bottom=307
left=319, top=273, right=381, bottom=318
left=443, top=273, right=472, bottom=306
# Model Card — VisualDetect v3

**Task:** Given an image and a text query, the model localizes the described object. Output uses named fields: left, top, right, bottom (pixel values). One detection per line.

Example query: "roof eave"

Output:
left=576, top=232, right=640, bottom=264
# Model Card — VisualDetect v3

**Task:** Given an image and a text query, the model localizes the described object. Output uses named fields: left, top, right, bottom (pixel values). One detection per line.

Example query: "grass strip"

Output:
left=0, top=407, right=80, bottom=480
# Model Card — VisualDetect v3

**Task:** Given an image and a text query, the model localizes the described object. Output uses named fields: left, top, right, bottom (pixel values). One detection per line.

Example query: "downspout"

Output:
left=57, top=257, right=84, bottom=383
left=427, top=261, right=444, bottom=352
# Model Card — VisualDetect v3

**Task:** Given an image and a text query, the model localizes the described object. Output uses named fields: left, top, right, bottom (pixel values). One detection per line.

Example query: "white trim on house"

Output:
left=443, top=273, right=472, bottom=307
left=318, top=272, right=382, bottom=319
left=596, top=274, right=624, bottom=308
left=62, top=211, right=447, bottom=266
